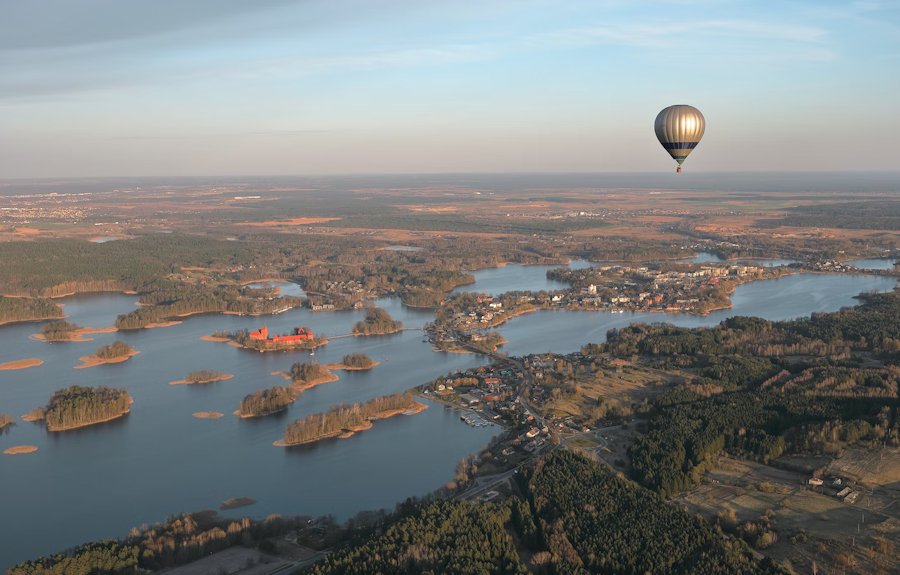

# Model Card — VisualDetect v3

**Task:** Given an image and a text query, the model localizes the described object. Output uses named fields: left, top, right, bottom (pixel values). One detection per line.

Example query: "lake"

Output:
left=686, top=252, right=797, bottom=267
left=452, top=259, right=592, bottom=296
left=0, top=268, right=896, bottom=568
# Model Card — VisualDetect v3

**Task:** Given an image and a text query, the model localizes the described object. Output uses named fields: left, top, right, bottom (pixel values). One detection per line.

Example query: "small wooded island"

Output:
left=340, top=352, right=376, bottom=369
left=237, top=386, right=297, bottom=418
left=352, top=307, right=403, bottom=335
left=275, top=392, right=426, bottom=447
left=40, top=320, right=81, bottom=342
left=286, top=361, right=338, bottom=389
left=170, top=370, right=234, bottom=385
left=74, top=341, right=138, bottom=369
left=24, top=386, right=133, bottom=431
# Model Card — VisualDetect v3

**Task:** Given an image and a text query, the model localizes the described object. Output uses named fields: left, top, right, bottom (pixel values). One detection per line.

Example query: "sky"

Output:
left=1, top=0, right=898, bottom=177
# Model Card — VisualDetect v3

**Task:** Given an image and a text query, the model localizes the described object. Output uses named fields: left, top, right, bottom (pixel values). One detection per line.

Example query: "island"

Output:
left=75, top=341, right=139, bottom=369
left=283, top=361, right=339, bottom=390
left=352, top=307, right=403, bottom=336
left=275, top=392, right=426, bottom=447
left=236, top=386, right=297, bottom=418
left=170, top=370, right=234, bottom=385
left=338, top=352, right=378, bottom=370
left=35, top=321, right=118, bottom=342
left=0, top=358, right=44, bottom=371
left=24, top=385, right=133, bottom=431
left=3, top=446, right=38, bottom=456
left=220, top=497, right=256, bottom=510
left=0, top=413, right=14, bottom=432
left=192, top=412, right=224, bottom=419
left=218, top=325, right=327, bottom=352
left=39, top=320, right=82, bottom=342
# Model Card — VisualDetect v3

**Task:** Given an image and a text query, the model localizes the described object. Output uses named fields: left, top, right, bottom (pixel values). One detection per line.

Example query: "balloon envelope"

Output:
left=655, top=105, right=705, bottom=166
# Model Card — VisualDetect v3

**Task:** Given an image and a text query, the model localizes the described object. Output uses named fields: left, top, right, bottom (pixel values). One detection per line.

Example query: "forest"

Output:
left=282, top=393, right=417, bottom=446
left=238, top=386, right=297, bottom=418
left=30, top=386, right=133, bottom=432
left=0, top=296, right=62, bottom=325
left=351, top=307, right=403, bottom=335
left=599, top=291, right=900, bottom=497
left=0, top=413, right=14, bottom=432
left=308, top=500, right=528, bottom=575
left=520, top=451, right=786, bottom=574
left=6, top=512, right=311, bottom=575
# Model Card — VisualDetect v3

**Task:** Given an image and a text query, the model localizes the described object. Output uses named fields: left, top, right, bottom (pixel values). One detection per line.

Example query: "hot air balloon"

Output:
left=655, top=105, right=705, bottom=174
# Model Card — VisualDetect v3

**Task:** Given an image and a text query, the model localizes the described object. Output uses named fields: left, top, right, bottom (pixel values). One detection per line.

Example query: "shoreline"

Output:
left=0, top=358, right=44, bottom=371
left=274, top=401, right=428, bottom=447
left=46, top=406, right=132, bottom=432
left=74, top=350, right=139, bottom=369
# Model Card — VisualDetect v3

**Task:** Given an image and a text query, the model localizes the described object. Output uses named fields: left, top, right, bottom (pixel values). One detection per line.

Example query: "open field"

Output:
left=675, top=456, right=899, bottom=575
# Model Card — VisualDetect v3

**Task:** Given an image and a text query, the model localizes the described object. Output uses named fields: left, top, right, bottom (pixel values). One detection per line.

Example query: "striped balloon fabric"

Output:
left=654, top=105, right=705, bottom=173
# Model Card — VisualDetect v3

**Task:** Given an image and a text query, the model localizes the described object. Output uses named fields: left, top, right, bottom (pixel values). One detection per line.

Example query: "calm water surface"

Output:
left=0, top=268, right=896, bottom=568
left=848, top=258, right=897, bottom=271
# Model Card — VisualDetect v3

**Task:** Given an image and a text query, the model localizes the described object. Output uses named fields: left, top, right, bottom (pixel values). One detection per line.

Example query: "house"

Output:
left=807, top=478, right=824, bottom=487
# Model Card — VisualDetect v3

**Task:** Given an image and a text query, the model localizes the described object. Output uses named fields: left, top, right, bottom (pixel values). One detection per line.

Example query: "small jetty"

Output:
left=460, top=413, right=492, bottom=428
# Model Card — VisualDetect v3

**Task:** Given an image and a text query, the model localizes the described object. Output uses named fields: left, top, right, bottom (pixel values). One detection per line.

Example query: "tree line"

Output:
left=282, top=393, right=417, bottom=445
left=0, top=296, right=62, bottom=325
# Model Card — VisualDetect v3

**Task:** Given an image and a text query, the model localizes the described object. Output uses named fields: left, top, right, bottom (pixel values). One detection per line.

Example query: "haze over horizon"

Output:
left=2, top=0, right=898, bottom=178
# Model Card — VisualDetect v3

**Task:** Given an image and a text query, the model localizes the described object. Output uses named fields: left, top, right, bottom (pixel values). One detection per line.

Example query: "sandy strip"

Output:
left=0, top=358, right=44, bottom=371
left=74, top=351, right=139, bottom=369
left=3, top=445, right=38, bottom=455
left=144, top=321, right=183, bottom=329
left=200, top=335, right=231, bottom=342
left=193, top=412, right=225, bottom=419
left=170, top=373, right=234, bottom=386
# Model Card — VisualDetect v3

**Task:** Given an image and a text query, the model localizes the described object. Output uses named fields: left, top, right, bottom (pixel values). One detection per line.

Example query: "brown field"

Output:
left=675, top=456, right=899, bottom=575
left=543, top=364, right=681, bottom=421
left=243, top=217, right=341, bottom=227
